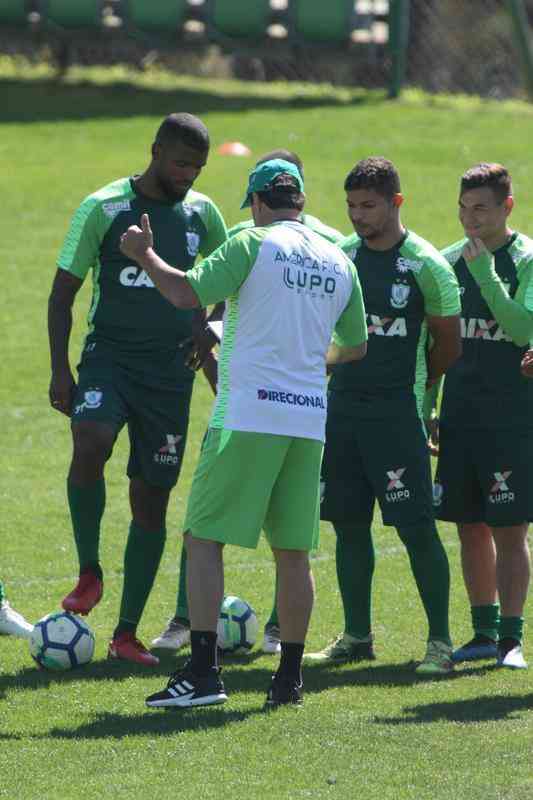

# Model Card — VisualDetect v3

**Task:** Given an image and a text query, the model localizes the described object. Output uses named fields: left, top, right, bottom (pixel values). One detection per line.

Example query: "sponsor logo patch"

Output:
left=396, top=257, right=422, bottom=275
left=367, top=315, right=407, bottom=337
left=489, top=471, right=515, bottom=504
left=73, top=388, right=103, bottom=415
left=385, top=468, right=410, bottom=503
left=460, top=318, right=512, bottom=342
left=154, top=434, right=183, bottom=466
left=257, top=389, right=325, bottom=409
left=102, top=200, right=131, bottom=218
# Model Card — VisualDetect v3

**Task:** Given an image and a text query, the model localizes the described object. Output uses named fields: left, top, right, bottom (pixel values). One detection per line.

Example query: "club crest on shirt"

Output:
left=390, top=282, right=410, bottom=309
left=186, top=231, right=200, bottom=256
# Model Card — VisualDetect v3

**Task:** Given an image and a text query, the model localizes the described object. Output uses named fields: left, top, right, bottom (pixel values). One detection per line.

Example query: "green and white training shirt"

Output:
left=440, top=232, right=533, bottom=430
left=186, top=220, right=367, bottom=442
left=228, top=213, right=344, bottom=244
left=333, top=230, right=461, bottom=418
left=57, top=177, right=227, bottom=366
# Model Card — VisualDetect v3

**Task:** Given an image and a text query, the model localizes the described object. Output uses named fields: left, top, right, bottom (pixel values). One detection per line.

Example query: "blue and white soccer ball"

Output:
left=30, top=611, right=95, bottom=670
left=217, top=595, right=259, bottom=654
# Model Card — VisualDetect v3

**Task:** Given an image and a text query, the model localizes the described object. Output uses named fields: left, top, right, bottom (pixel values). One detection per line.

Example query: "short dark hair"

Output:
left=257, top=150, right=304, bottom=180
left=344, top=157, right=401, bottom=199
left=256, top=174, right=305, bottom=211
left=155, top=113, right=209, bottom=151
left=460, top=163, right=512, bottom=203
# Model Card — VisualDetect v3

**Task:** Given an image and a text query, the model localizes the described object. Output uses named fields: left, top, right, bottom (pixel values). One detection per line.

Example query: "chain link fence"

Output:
left=1, top=0, right=532, bottom=98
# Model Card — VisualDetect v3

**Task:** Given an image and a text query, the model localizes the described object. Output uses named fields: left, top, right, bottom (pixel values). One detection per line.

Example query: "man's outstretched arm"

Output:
left=120, top=213, right=200, bottom=309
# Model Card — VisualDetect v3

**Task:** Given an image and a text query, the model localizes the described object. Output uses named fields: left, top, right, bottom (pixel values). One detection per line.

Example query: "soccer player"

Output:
left=0, top=580, right=33, bottom=638
left=120, top=159, right=368, bottom=707
left=152, top=148, right=346, bottom=657
left=434, top=163, right=532, bottom=669
left=306, top=157, right=462, bottom=674
left=48, top=113, right=227, bottom=666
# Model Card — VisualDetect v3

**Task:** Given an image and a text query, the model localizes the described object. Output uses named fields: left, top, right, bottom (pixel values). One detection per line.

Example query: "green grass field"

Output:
left=1, top=63, right=532, bottom=800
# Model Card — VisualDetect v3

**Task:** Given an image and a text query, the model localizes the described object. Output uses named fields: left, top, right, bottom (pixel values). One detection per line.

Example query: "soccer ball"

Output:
left=30, top=611, right=95, bottom=670
left=217, top=595, right=258, bottom=654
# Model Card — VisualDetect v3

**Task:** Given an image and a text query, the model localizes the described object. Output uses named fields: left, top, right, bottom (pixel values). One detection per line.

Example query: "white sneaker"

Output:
left=151, top=618, right=190, bottom=651
left=0, top=600, right=33, bottom=638
left=498, top=644, right=528, bottom=669
left=262, top=624, right=281, bottom=655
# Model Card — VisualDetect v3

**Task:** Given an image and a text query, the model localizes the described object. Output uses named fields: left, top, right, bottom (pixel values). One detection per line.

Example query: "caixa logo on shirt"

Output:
left=120, top=266, right=155, bottom=288
left=460, top=318, right=512, bottom=342
left=257, top=389, right=325, bottom=408
left=367, top=315, right=407, bottom=337
left=489, top=472, right=515, bottom=504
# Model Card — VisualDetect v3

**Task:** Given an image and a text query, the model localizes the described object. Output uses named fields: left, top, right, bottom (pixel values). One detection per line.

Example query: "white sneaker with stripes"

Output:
left=146, top=662, right=227, bottom=708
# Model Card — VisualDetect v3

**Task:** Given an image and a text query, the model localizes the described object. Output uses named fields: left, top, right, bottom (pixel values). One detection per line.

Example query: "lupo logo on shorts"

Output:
left=489, top=471, right=514, bottom=504
left=385, top=468, right=410, bottom=503
left=257, top=389, right=325, bottom=408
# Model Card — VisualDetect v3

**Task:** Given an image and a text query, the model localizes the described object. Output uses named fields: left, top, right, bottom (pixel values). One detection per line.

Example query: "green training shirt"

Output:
left=331, top=230, right=460, bottom=417
left=57, top=177, right=227, bottom=366
left=227, top=213, right=344, bottom=244
left=440, top=232, right=533, bottom=429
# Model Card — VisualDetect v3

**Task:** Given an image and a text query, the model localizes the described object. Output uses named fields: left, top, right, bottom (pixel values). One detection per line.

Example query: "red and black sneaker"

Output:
left=108, top=631, right=160, bottom=666
left=62, top=569, right=103, bottom=616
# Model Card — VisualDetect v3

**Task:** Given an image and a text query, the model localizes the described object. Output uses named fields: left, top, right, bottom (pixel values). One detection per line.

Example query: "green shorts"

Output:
left=72, top=353, right=193, bottom=489
left=435, top=424, right=532, bottom=526
left=321, top=393, right=434, bottom=527
left=184, top=428, right=323, bottom=551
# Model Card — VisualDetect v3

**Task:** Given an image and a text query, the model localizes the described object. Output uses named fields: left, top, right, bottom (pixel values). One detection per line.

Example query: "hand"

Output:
left=202, top=350, right=218, bottom=395
left=521, top=349, right=533, bottom=378
left=424, top=416, right=439, bottom=457
left=49, top=369, right=76, bottom=416
left=120, top=213, right=153, bottom=263
left=462, top=237, right=489, bottom=264
left=180, top=320, right=218, bottom=371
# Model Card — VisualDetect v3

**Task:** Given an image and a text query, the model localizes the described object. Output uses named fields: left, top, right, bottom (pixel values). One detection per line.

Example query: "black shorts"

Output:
left=72, top=354, right=193, bottom=489
left=321, top=396, right=434, bottom=528
left=434, top=424, right=532, bottom=526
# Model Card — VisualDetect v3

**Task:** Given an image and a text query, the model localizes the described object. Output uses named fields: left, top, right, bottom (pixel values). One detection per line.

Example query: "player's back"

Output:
left=212, top=220, right=358, bottom=440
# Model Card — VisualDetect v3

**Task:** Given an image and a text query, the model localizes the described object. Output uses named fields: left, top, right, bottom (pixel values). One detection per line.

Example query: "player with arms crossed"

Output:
left=152, top=148, right=345, bottom=657
left=120, top=159, right=368, bottom=707
left=307, top=157, right=462, bottom=674
left=48, top=113, right=227, bottom=665
left=434, top=163, right=532, bottom=669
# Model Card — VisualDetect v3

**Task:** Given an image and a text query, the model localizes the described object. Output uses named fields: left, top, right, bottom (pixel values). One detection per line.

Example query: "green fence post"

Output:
left=388, top=0, right=410, bottom=99
left=506, top=0, right=533, bottom=101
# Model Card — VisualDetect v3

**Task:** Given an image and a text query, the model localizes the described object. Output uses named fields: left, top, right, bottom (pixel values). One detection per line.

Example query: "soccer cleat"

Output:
left=451, top=634, right=498, bottom=663
left=264, top=674, right=303, bottom=708
left=303, top=633, right=375, bottom=664
left=146, top=662, right=227, bottom=708
left=262, top=624, right=281, bottom=655
left=108, top=632, right=160, bottom=667
left=0, top=600, right=33, bottom=638
left=497, top=638, right=528, bottom=670
left=62, top=569, right=103, bottom=616
left=151, top=618, right=191, bottom=651
left=415, top=639, right=454, bottom=675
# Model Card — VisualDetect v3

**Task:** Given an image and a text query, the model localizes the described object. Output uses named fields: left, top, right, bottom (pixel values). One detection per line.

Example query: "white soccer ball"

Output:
left=29, top=611, right=95, bottom=670
left=217, top=595, right=258, bottom=654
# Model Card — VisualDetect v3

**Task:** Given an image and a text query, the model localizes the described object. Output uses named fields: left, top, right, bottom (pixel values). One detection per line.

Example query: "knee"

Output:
left=457, top=523, right=492, bottom=547
left=72, top=424, right=114, bottom=466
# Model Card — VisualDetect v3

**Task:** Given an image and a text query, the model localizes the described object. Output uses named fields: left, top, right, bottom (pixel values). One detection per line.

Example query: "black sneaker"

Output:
left=451, top=634, right=497, bottom=663
left=146, top=662, right=227, bottom=708
left=264, top=674, right=303, bottom=709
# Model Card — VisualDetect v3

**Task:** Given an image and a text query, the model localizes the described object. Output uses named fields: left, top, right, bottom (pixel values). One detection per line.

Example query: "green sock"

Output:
left=174, top=543, right=189, bottom=622
left=397, top=523, right=451, bottom=645
left=0, top=580, right=5, bottom=604
left=499, top=616, right=524, bottom=644
left=471, top=604, right=500, bottom=641
left=67, top=478, right=105, bottom=574
left=266, top=571, right=279, bottom=627
left=116, top=522, right=166, bottom=633
left=334, top=523, right=375, bottom=639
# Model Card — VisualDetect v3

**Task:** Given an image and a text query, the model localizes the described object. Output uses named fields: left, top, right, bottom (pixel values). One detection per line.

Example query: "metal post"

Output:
left=506, top=0, right=533, bottom=101
left=388, top=0, right=410, bottom=98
